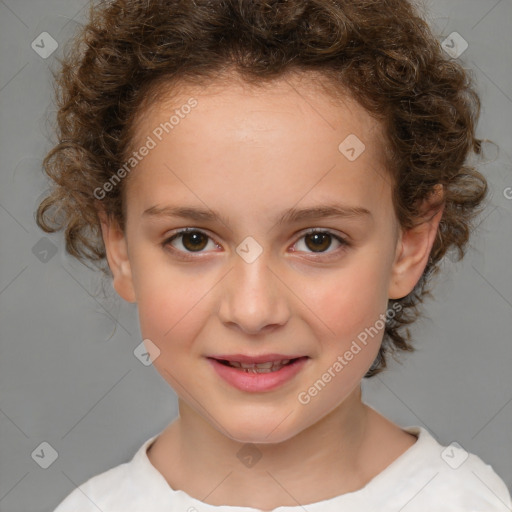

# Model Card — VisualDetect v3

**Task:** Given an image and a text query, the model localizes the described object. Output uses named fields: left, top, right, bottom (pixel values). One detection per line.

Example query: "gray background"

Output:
left=0, top=0, right=511, bottom=510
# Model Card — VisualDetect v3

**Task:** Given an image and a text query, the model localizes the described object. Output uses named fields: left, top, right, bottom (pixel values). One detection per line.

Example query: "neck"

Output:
left=147, top=387, right=384, bottom=509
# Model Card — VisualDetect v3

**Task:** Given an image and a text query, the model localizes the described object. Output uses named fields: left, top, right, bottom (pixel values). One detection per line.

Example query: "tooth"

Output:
left=250, top=367, right=276, bottom=373
left=254, top=362, right=274, bottom=369
left=226, top=359, right=293, bottom=370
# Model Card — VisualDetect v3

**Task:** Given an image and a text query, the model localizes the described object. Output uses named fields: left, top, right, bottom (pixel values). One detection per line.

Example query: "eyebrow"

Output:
left=142, top=203, right=372, bottom=226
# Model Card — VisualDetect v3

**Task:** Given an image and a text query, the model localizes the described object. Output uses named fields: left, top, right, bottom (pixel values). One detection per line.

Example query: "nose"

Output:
left=217, top=250, right=290, bottom=335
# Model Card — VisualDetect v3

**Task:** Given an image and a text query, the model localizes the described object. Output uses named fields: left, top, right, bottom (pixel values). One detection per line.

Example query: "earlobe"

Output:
left=98, top=209, right=136, bottom=303
left=388, top=186, right=445, bottom=300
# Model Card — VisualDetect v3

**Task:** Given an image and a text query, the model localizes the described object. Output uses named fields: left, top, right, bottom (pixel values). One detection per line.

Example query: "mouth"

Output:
left=207, top=355, right=309, bottom=392
left=210, top=357, right=306, bottom=373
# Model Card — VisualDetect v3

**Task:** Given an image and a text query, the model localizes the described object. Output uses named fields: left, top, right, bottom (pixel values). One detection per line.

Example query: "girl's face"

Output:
left=102, top=75, right=437, bottom=443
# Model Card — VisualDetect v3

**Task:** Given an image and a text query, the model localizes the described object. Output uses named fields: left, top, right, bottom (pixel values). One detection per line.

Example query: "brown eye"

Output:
left=164, top=229, right=215, bottom=253
left=304, top=232, right=333, bottom=252
left=181, top=231, right=208, bottom=252
left=293, top=229, right=348, bottom=257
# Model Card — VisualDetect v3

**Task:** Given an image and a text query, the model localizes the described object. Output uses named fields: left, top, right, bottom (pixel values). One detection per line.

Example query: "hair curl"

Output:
left=36, top=0, right=488, bottom=377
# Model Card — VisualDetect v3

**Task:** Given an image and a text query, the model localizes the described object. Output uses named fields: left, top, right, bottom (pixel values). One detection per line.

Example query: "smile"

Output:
left=218, top=359, right=294, bottom=372
left=207, top=356, right=309, bottom=392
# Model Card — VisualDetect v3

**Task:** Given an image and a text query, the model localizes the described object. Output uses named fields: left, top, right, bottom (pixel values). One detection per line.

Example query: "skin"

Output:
left=99, top=72, right=444, bottom=509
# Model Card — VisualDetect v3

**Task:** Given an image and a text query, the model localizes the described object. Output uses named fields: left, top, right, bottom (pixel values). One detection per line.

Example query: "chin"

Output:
left=216, top=412, right=304, bottom=445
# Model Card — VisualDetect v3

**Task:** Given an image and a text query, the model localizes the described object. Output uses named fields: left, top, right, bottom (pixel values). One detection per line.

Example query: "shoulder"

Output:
left=53, top=461, right=131, bottom=512
left=374, top=426, right=512, bottom=511
left=53, top=435, right=169, bottom=512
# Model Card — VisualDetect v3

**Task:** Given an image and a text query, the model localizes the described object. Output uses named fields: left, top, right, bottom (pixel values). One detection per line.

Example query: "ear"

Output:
left=97, top=208, right=136, bottom=303
left=388, top=185, right=444, bottom=300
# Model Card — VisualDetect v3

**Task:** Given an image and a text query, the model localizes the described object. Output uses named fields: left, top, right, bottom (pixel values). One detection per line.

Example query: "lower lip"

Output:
left=207, top=357, right=309, bottom=392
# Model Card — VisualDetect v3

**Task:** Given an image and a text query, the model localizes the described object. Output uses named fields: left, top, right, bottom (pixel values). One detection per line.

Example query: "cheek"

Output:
left=134, top=260, right=222, bottom=358
left=303, top=257, right=390, bottom=342
left=293, top=268, right=387, bottom=412
left=135, top=282, right=209, bottom=387
left=137, top=279, right=202, bottom=341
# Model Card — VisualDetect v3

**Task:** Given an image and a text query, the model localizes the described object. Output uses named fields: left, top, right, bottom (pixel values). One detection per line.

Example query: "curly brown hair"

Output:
left=36, top=0, right=488, bottom=377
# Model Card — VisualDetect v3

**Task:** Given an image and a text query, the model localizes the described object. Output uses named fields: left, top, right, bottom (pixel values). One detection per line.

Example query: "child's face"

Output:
left=102, top=75, right=437, bottom=443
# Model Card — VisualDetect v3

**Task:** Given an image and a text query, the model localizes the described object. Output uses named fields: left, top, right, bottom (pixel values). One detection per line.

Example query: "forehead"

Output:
left=124, top=73, right=392, bottom=218
left=130, top=71, right=387, bottom=160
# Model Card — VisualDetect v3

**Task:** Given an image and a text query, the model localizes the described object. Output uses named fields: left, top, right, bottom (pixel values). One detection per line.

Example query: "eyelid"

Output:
left=162, top=227, right=349, bottom=259
left=162, top=227, right=220, bottom=254
left=296, top=227, right=348, bottom=242
left=290, top=228, right=349, bottom=259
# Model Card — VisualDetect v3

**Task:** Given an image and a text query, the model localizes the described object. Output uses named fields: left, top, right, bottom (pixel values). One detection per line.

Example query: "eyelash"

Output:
left=162, top=227, right=349, bottom=261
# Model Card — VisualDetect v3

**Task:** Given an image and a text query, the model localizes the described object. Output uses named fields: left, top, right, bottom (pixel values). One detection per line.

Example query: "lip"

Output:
left=208, top=353, right=305, bottom=364
left=207, top=356, right=309, bottom=393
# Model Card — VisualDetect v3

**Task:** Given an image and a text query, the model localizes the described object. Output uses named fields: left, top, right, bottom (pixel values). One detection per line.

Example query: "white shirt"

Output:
left=54, top=426, right=511, bottom=511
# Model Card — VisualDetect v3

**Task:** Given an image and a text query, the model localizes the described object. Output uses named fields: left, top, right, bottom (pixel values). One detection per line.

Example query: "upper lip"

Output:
left=208, top=354, right=307, bottom=364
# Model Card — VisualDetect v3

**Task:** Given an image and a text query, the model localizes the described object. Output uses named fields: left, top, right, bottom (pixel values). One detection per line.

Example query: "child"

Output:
left=37, top=0, right=511, bottom=510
